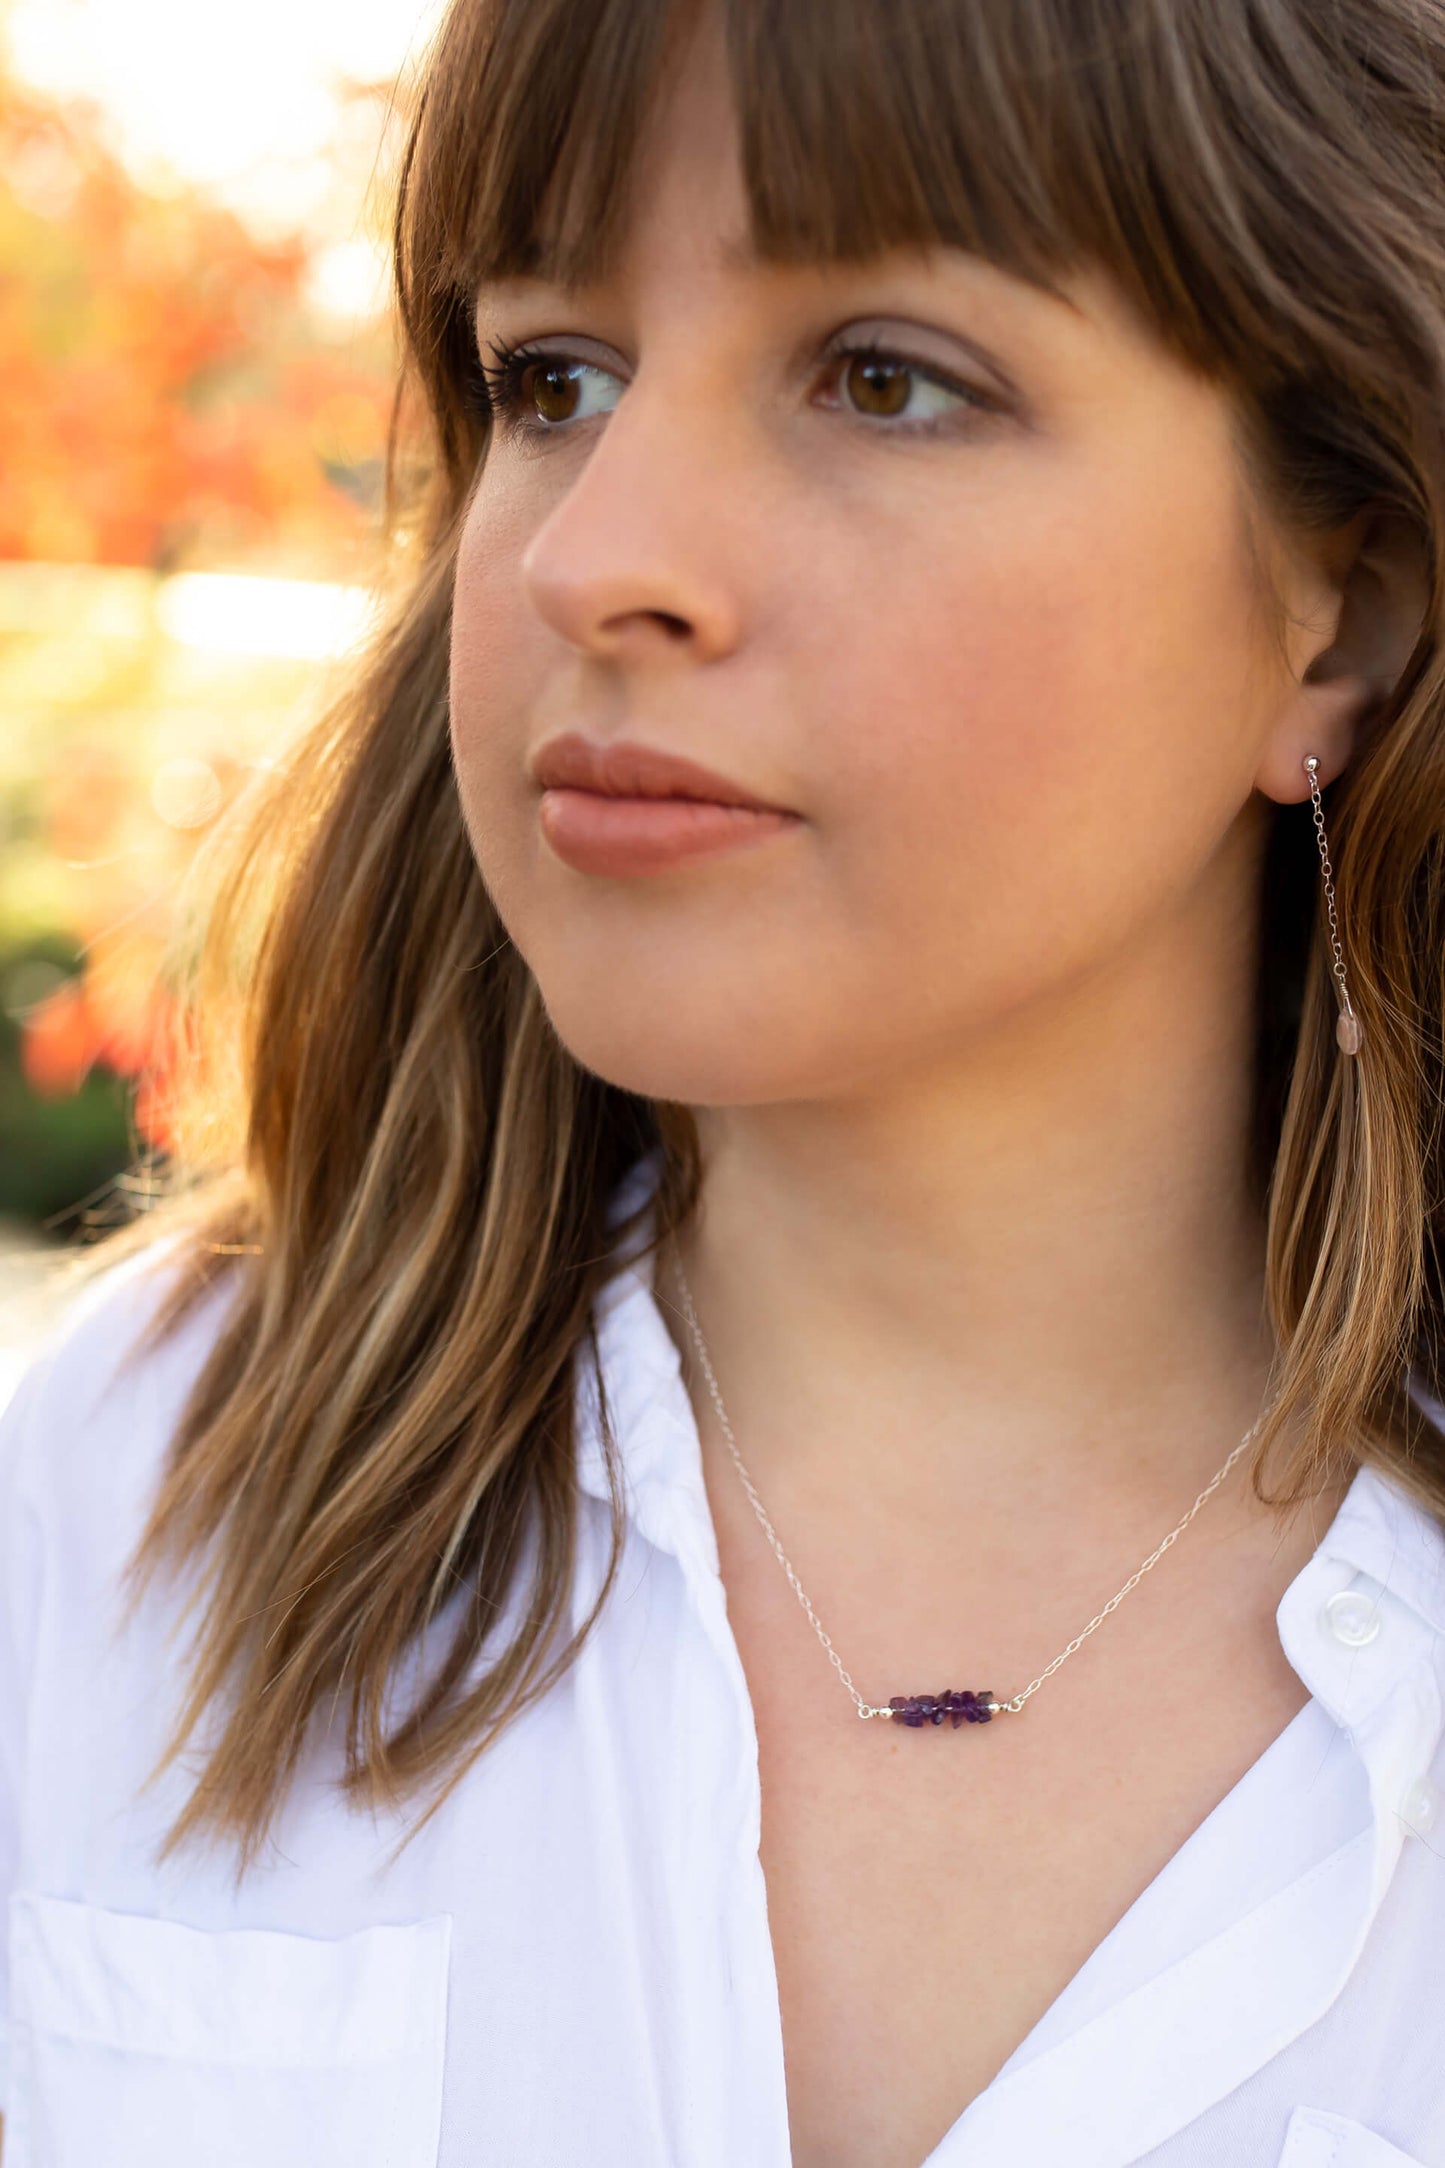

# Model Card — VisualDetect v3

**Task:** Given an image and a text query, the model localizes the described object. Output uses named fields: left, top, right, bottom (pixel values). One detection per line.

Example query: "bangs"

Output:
left=412, top=0, right=1245, bottom=366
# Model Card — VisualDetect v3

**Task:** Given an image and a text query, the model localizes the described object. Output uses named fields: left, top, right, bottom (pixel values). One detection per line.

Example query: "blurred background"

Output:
left=0, top=0, right=444, bottom=1404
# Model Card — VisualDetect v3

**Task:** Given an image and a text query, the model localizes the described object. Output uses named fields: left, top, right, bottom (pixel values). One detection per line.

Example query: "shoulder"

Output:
left=0, top=1235, right=244, bottom=1551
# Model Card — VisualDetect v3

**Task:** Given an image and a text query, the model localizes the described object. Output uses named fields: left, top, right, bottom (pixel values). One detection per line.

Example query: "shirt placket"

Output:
left=923, top=1556, right=1443, bottom=2165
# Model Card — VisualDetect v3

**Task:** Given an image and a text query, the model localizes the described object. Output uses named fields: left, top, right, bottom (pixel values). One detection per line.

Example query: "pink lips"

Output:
left=530, top=732, right=801, bottom=878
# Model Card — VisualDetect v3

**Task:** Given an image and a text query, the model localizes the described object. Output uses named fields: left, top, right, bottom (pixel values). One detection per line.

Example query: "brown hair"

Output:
left=57, top=0, right=1445, bottom=1874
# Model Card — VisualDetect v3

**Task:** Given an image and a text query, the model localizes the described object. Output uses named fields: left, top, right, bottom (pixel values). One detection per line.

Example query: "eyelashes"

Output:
left=469, top=331, right=1002, bottom=441
left=474, top=336, right=566, bottom=418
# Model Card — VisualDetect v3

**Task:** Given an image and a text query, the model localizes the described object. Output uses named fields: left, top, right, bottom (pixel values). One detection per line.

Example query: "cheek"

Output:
left=802, top=433, right=1271, bottom=985
left=448, top=487, right=542, bottom=874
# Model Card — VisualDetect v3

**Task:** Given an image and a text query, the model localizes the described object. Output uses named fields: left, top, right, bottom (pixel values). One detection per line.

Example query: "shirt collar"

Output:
left=1276, top=1425, right=1445, bottom=1732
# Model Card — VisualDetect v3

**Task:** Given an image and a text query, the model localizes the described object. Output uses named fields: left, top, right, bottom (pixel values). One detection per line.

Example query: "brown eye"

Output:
left=527, top=362, right=583, bottom=424
left=821, top=342, right=993, bottom=431
left=477, top=342, right=624, bottom=433
left=842, top=354, right=913, bottom=418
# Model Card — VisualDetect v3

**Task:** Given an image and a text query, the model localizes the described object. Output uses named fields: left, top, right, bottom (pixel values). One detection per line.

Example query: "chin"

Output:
left=531, top=979, right=816, bottom=1108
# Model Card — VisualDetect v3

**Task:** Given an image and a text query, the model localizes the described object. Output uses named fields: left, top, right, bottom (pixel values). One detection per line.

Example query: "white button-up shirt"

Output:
left=2, top=1147, right=1445, bottom=2168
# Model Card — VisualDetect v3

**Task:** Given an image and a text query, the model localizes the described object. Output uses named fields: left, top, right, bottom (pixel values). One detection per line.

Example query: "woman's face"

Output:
left=448, top=11, right=1330, bottom=1109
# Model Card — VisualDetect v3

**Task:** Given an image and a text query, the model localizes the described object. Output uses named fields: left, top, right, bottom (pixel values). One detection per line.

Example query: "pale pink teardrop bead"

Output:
left=1337, top=1010, right=1363, bottom=1054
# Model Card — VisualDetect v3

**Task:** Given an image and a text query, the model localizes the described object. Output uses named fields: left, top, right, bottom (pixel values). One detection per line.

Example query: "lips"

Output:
left=529, top=731, right=790, bottom=813
left=529, top=732, right=800, bottom=877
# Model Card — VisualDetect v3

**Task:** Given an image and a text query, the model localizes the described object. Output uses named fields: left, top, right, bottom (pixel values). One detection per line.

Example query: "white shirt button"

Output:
left=1321, top=1588, right=1383, bottom=1646
left=1400, top=1776, right=1442, bottom=1838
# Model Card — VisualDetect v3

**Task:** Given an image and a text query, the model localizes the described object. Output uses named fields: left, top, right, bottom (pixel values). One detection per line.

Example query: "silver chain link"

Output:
left=1304, top=755, right=1356, bottom=1026
left=669, top=1246, right=1265, bottom=1722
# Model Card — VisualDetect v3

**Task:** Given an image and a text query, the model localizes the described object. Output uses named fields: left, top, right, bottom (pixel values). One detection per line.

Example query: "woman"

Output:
left=3, top=0, right=1444, bottom=2162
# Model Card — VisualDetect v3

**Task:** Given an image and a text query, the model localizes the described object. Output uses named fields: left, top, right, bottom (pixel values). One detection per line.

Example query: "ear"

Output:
left=1254, top=505, right=1430, bottom=804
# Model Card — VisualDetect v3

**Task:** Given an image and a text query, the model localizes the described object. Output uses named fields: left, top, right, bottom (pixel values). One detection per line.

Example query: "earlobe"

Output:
left=1255, top=671, right=1373, bottom=805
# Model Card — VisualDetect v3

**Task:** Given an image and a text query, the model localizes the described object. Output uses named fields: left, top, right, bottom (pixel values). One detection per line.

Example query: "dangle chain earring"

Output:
left=1303, top=755, right=1363, bottom=1056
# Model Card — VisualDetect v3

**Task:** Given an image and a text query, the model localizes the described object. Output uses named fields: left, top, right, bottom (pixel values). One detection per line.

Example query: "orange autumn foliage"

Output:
left=22, top=968, right=182, bottom=1150
left=0, top=78, right=395, bottom=569
left=1, top=64, right=400, bottom=1166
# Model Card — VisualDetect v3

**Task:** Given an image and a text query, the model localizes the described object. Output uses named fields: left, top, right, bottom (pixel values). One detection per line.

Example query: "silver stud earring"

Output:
left=1303, top=755, right=1362, bottom=1056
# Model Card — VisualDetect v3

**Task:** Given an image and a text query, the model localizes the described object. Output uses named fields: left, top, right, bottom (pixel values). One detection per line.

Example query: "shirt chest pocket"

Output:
left=6, top=1891, right=451, bottom=2168
left=1277, top=2107, right=1431, bottom=2168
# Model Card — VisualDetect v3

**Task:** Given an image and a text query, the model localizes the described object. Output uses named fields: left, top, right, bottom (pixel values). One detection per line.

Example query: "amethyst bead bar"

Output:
left=887, top=1689, right=1002, bottom=1728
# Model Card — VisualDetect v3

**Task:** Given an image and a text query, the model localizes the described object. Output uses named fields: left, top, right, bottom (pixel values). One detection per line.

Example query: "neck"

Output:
left=658, top=905, right=1291, bottom=1539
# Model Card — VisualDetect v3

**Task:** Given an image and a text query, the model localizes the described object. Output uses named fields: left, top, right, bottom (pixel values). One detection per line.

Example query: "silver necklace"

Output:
left=668, top=1246, right=1264, bottom=1729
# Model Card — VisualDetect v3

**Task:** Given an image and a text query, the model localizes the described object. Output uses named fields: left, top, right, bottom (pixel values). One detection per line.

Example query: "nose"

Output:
left=517, top=374, right=746, bottom=667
